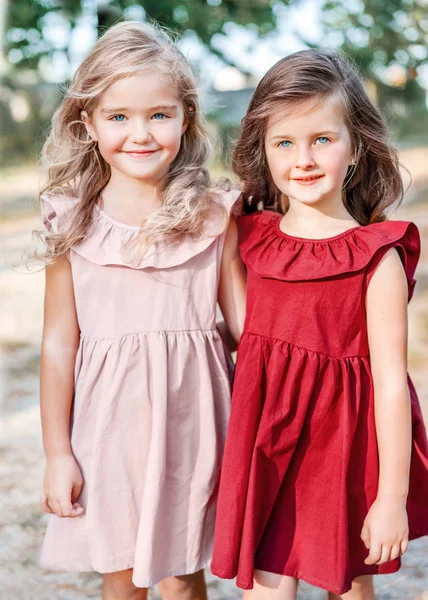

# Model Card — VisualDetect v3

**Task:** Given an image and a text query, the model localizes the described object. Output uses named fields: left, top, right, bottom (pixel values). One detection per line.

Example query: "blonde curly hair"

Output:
left=38, top=20, right=227, bottom=264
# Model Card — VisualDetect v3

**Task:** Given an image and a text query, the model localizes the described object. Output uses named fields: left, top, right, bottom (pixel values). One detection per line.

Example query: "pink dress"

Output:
left=39, top=190, right=238, bottom=587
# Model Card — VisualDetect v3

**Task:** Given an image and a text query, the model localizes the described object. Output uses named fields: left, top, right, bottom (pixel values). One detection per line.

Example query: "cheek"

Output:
left=266, top=149, right=293, bottom=181
left=319, top=146, right=351, bottom=176
left=97, top=128, right=125, bottom=154
left=156, top=124, right=184, bottom=150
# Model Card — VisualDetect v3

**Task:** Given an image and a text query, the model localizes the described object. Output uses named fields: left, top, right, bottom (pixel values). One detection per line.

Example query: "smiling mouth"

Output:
left=293, top=174, right=325, bottom=182
left=123, top=150, right=159, bottom=157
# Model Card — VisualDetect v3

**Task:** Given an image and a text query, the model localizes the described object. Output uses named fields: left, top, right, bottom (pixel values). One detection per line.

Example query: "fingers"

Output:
left=365, top=541, right=408, bottom=565
left=49, top=497, right=69, bottom=517
left=390, top=544, right=401, bottom=561
left=70, top=502, right=84, bottom=517
left=364, top=541, right=382, bottom=565
left=71, top=480, right=83, bottom=503
left=41, top=493, right=53, bottom=515
left=44, top=496, right=84, bottom=518
left=360, top=525, right=370, bottom=550
left=378, top=545, right=391, bottom=565
left=400, top=539, right=408, bottom=556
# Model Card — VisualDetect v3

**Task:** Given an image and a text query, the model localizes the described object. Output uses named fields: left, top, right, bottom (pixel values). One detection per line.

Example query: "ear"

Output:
left=81, top=110, right=98, bottom=142
left=348, top=150, right=357, bottom=166
left=181, top=103, right=194, bottom=136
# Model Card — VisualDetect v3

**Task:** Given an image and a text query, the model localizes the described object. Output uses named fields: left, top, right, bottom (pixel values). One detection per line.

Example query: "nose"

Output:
left=295, top=145, right=316, bottom=169
left=129, top=119, right=151, bottom=144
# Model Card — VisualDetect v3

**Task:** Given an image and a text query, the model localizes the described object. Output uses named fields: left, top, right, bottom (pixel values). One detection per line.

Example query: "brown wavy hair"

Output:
left=233, top=50, right=404, bottom=223
left=38, top=20, right=227, bottom=264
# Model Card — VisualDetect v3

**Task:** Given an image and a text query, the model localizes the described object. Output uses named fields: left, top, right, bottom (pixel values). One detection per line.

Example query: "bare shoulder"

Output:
left=221, top=213, right=240, bottom=261
left=368, top=248, right=407, bottom=293
left=44, top=255, right=78, bottom=333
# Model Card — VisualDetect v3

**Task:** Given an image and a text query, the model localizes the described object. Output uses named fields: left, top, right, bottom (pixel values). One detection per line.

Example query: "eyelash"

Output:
left=278, top=137, right=331, bottom=147
left=109, top=113, right=170, bottom=122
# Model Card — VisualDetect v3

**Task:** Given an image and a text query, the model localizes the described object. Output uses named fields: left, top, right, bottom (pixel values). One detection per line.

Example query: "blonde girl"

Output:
left=38, top=21, right=246, bottom=600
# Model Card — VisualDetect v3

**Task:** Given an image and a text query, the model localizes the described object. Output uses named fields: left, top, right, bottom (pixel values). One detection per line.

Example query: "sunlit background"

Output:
left=0, top=1, right=427, bottom=598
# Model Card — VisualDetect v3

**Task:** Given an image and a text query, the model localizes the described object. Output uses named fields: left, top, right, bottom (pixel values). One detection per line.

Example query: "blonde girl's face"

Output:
left=264, top=96, right=354, bottom=209
left=82, top=71, right=187, bottom=185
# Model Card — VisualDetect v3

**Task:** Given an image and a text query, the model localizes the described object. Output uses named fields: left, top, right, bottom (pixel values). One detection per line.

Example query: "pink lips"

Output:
left=292, top=174, right=325, bottom=186
left=124, top=150, right=158, bottom=158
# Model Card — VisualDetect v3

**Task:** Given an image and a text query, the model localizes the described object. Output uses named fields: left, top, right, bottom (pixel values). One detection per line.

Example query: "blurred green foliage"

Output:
left=4, top=0, right=289, bottom=71
left=321, top=0, right=428, bottom=132
left=322, top=0, right=427, bottom=75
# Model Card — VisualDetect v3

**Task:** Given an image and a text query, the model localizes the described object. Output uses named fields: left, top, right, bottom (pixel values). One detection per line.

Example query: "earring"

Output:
left=351, top=158, right=357, bottom=165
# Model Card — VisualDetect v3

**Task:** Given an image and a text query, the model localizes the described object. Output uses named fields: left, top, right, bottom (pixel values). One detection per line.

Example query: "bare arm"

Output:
left=217, top=215, right=247, bottom=350
left=40, top=255, right=84, bottom=518
left=362, top=248, right=411, bottom=565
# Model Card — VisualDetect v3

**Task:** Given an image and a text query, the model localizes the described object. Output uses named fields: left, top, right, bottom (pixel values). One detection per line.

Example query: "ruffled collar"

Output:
left=68, top=189, right=240, bottom=270
left=238, top=210, right=420, bottom=284
left=71, top=205, right=221, bottom=269
left=94, top=204, right=142, bottom=231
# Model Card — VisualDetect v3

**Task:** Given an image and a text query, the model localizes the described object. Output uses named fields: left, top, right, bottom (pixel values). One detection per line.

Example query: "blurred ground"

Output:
left=1, top=149, right=428, bottom=599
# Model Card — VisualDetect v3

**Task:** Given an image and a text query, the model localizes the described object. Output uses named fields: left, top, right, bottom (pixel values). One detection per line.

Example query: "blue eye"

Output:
left=153, top=113, right=167, bottom=120
left=112, top=114, right=125, bottom=122
left=317, top=137, right=329, bottom=144
left=279, top=140, right=292, bottom=148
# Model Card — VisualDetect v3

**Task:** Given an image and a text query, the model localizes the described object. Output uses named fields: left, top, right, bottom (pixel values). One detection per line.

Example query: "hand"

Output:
left=361, top=496, right=409, bottom=565
left=41, top=454, right=84, bottom=518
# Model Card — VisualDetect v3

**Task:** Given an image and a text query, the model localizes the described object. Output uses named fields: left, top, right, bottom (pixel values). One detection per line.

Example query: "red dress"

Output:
left=211, top=211, right=428, bottom=596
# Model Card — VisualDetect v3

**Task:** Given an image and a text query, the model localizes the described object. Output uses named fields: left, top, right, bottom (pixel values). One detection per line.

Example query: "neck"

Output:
left=285, top=192, right=355, bottom=231
left=102, top=168, right=165, bottom=218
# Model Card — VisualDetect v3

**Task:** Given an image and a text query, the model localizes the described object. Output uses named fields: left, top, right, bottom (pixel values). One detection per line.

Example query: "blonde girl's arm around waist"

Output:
left=217, top=214, right=247, bottom=352
left=362, top=248, right=411, bottom=565
left=40, top=255, right=84, bottom=518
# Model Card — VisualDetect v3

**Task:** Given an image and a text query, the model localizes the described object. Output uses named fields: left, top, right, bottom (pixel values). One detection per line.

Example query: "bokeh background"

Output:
left=0, top=1, right=427, bottom=598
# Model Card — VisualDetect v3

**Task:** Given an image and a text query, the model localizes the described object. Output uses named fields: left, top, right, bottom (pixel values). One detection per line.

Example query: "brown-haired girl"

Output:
left=211, top=50, right=428, bottom=599
left=38, top=20, right=246, bottom=600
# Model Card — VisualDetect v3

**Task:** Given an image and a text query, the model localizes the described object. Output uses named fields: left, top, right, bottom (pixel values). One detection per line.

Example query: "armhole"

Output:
left=217, top=191, right=243, bottom=277
left=364, top=244, right=412, bottom=300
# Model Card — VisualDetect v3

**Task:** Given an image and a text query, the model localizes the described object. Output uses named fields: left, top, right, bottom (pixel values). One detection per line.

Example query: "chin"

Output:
left=295, top=197, right=326, bottom=206
left=120, top=166, right=162, bottom=179
left=283, top=191, right=326, bottom=206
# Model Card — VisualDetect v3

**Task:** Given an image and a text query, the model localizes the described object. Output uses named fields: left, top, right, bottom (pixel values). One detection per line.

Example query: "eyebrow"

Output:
left=270, top=130, right=340, bottom=141
left=100, top=105, right=178, bottom=114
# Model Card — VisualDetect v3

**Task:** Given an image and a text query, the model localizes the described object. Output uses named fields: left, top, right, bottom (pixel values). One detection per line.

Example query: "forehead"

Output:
left=96, top=71, right=181, bottom=109
left=266, top=95, right=347, bottom=133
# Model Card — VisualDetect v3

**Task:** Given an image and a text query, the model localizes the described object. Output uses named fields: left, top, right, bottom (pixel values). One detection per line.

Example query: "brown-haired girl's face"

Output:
left=82, top=71, right=187, bottom=186
left=264, top=96, right=354, bottom=210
